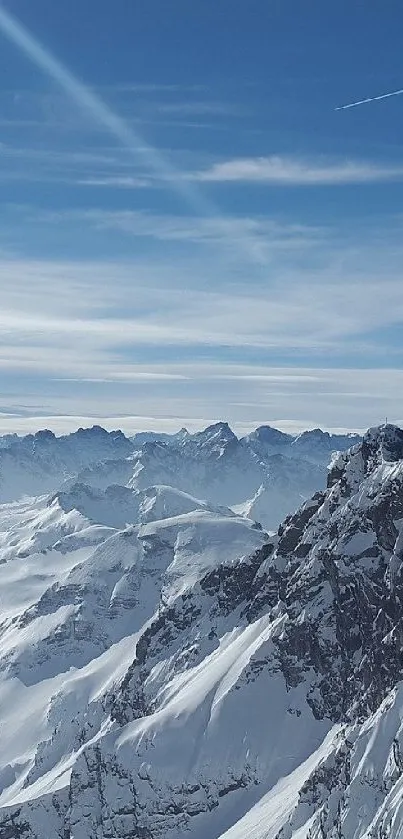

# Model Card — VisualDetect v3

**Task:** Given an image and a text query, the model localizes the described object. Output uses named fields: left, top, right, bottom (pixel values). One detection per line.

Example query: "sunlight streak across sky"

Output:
left=0, top=4, right=199, bottom=203
left=0, top=2, right=266, bottom=267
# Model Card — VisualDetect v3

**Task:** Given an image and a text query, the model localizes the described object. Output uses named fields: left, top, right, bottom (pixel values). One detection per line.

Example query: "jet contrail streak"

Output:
left=0, top=4, right=265, bottom=267
left=335, top=87, right=403, bottom=110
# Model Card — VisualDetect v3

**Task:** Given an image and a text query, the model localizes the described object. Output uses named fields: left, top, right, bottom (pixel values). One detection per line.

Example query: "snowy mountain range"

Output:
left=0, top=422, right=360, bottom=531
left=3, top=422, right=403, bottom=837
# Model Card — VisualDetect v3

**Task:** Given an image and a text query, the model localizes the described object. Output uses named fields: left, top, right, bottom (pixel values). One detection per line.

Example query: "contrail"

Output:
left=0, top=3, right=265, bottom=266
left=335, top=87, right=403, bottom=110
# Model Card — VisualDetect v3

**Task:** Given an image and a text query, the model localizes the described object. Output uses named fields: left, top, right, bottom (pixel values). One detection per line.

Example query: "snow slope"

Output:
left=0, top=484, right=270, bottom=831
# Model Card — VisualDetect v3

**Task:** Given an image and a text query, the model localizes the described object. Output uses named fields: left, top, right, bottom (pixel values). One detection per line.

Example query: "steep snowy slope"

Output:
left=0, top=425, right=402, bottom=837
left=0, top=483, right=269, bottom=836
left=231, top=453, right=325, bottom=529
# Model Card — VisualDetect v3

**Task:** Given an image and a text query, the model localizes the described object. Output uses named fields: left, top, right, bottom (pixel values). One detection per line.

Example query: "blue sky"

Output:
left=0, top=0, right=403, bottom=435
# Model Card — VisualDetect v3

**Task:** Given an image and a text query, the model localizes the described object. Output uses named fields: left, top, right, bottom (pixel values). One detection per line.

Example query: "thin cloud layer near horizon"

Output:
left=0, top=0, right=402, bottom=435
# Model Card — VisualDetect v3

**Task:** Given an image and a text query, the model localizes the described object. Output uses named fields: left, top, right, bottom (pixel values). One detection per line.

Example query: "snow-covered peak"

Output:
left=53, top=482, right=237, bottom=532
left=245, top=424, right=292, bottom=445
left=291, top=427, right=361, bottom=464
left=362, top=422, right=403, bottom=463
left=243, top=424, right=361, bottom=468
left=189, top=421, right=238, bottom=450
left=294, top=427, right=329, bottom=440
left=54, top=482, right=141, bottom=529
left=328, top=423, right=403, bottom=495
left=242, top=425, right=293, bottom=459
left=138, top=484, right=234, bottom=523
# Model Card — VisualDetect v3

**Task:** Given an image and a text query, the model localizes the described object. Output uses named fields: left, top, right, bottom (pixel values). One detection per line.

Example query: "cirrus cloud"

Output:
left=194, top=154, right=403, bottom=185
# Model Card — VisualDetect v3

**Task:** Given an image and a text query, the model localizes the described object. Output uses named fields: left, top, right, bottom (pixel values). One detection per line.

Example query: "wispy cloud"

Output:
left=76, top=176, right=151, bottom=188
left=0, top=142, right=157, bottom=189
left=19, top=207, right=324, bottom=268
left=104, top=83, right=207, bottom=94
left=194, top=154, right=403, bottom=185
left=46, top=208, right=323, bottom=247
left=0, top=89, right=229, bottom=134
left=155, top=101, right=242, bottom=117
left=0, top=242, right=402, bottom=369
left=0, top=146, right=134, bottom=166
left=0, top=248, right=402, bottom=433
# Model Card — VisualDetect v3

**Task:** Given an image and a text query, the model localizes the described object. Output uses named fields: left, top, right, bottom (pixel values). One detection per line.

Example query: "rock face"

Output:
left=248, top=424, right=403, bottom=724
left=2, top=425, right=403, bottom=838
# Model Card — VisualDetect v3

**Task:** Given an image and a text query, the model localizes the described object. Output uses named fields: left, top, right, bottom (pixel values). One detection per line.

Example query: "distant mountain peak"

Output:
left=363, top=422, right=403, bottom=459
left=34, top=428, right=56, bottom=441
left=191, top=421, right=238, bottom=444
left=75, top=424, right=109, bottom=437
left=202, top=420, right=235, bottom=435
left=328, top=422, right=403, bottom=492
left=246, top=425, right=292, bottom=445
left=294, top=427, right=329, bottom=440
